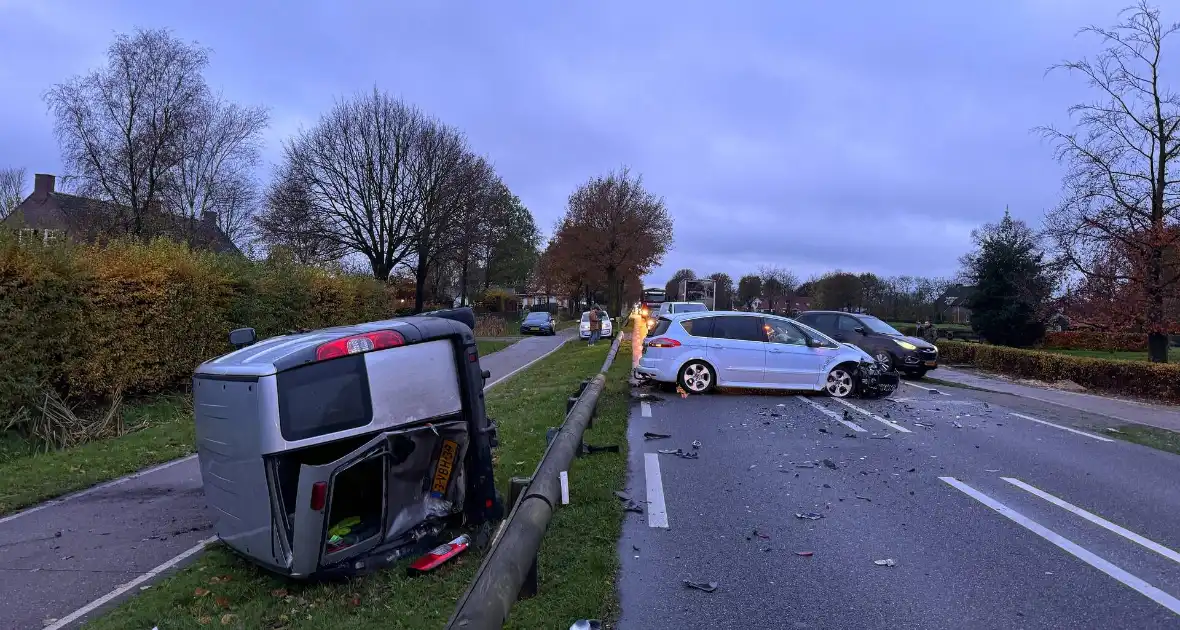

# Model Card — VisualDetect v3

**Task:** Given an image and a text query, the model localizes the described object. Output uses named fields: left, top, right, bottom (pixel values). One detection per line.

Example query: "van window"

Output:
left=650, top=318, right=673, bottom=337
left=711, top=316, right=766, bottom=342
left=276, top=355, right=373, bottom=441
left=681, top=316, right=713, bottom=337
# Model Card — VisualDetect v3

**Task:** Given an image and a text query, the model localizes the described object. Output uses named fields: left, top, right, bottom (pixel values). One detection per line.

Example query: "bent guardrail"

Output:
left=446, top=333, right=623, bottom=629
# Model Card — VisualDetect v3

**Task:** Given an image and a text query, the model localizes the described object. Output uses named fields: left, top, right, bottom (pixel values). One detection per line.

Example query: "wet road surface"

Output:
left=617, top=380, right=1180, bottom=629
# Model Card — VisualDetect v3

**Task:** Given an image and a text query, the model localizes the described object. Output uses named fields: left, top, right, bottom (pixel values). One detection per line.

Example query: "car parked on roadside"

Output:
left=794, top=311, right=939, bottom=378
left=633, top=311, right=897, bottom=398
left=519, top=311, right=556, bottom=336
left=579, top=310, right=614, bottom=340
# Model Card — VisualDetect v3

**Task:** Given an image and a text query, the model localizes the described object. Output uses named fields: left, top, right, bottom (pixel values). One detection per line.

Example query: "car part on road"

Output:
left=822, top=458, right=839, bottom=470
left=643, top=432, right=672, bottom=440
left=657, top=448, right=699, bottom=459
left=873, top=558, right=897, bottom=567
left=683, top=580, right=718, bottom=593
left=795, top=551, right=814, bottom=557
left=795, top=512, right=825, bottom=520
left=407, top=533, right=472, bottom=576
left=691, top=439, right=701, bottom=449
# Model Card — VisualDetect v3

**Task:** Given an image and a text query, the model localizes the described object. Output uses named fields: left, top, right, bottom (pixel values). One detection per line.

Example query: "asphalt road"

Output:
left=0, top=331, right=571, bottom=630
left=617, top=379, right=1180, bottom=629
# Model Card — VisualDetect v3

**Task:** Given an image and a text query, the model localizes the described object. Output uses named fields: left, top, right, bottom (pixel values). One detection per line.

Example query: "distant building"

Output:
left=937, top=284, right=974, bottom=324
left=3, top=173, right=240, bottom=254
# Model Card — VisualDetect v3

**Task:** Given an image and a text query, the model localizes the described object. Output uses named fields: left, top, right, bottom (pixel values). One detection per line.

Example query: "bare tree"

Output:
left=1040, top=2, right=1180, bottom=361
left=759, top=265, right=798, bottom=312
left=44, top=28, right=210, bottom=236
left=279, top=89, right=421, bottom=280
left=0, top=166, right=27, bottom=220
left=254, top=164, right=348, bottom=265
left=167, top=93, right=269, bottom=244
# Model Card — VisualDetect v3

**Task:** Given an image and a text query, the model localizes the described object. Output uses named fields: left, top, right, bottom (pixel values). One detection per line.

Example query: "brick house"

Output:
left=3, top=173, right=240, bottom=254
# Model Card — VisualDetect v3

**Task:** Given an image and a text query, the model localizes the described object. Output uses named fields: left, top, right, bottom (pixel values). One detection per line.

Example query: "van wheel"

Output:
left=825, top=365, right=855, bottom=398
left=678, top=361, right=715, bottom=394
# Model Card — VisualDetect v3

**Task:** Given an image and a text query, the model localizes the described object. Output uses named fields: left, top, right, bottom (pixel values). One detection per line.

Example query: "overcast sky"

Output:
left=0, top=0, right=1149, bottom=285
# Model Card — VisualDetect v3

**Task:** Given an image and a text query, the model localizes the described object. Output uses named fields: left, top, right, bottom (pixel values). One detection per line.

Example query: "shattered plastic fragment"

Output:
left=795, top=512, right=824, bottom=520
left=643, top=431, right=672, bottom=440
left=570, top=621, right=603, bottom=630
left=683, top=579, right=719, bottom=593
left=691, top=440, right=702, bottom=449
left=822, top=459, right=838, bottom=470
left=795, top=551, right=814, bottom=557
left=873, top=559, right=896, bottom=567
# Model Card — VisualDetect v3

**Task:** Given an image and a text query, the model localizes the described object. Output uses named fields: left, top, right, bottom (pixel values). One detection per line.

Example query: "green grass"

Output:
left=1043, top=348, right=1180, bottom=363
left=0, top=396, right=194, bottom=515
left=476, top=339, right=513, bottom=356
left=85, top=340, right=632, bottom=630
left=1107, top=424, right=1180, bottom=456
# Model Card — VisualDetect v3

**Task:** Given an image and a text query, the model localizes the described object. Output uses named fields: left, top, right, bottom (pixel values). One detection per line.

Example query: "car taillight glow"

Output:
left=315, top=329, right=405, bottom=361
left=310, top=481, right=328, bottom=511
left=647, top=337, right=680, bottom=348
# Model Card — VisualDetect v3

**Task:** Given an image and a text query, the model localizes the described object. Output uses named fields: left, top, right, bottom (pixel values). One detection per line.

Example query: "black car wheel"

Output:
left=825, top=365, right=856, bottom=398
left=872, top=350, right=894, bottom=371
left=678, top=360, right=715, bottom=394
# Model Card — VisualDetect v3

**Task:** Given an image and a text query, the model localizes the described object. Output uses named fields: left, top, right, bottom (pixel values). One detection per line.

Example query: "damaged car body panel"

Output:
left=193, top=308, right=502, bottom=579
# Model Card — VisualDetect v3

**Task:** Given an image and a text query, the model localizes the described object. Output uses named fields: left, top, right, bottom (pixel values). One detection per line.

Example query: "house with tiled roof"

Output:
left=936, top=284, right=975, bottom=324
left=3, top=173, right=240, bottom=255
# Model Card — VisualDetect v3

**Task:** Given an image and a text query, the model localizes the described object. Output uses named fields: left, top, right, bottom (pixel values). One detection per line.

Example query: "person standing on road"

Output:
left=588, top=305, right=602, bottom=346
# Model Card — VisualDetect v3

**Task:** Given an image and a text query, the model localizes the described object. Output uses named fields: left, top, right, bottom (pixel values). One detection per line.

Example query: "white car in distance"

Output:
left=579, top=311, right=614, bottom=340
left=634, top=311, right=896, bottom=398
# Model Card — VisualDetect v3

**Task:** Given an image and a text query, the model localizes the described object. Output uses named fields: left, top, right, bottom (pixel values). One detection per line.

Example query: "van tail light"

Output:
left=310, top=481, right=328, bottom=511
left=647, top=337, right=681, bottom=348
left=316, top=330, right=405, bottom=361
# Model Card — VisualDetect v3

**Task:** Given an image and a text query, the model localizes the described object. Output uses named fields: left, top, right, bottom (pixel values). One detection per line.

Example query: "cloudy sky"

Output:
left=0, top=0, right=1145, bottom=285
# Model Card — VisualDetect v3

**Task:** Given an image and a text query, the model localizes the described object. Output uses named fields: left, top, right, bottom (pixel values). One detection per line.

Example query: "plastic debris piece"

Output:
left=657, top=449, right=679, bottom=455
left=883, top=411, right=891, bottom=418
left=691, top=440, right=702, bottom=449
left=795, top=551, right=814, bottom=557
left=952, top=421, right=964, bottom=428
left=1105, top=427, right=1122, bottom=434
left=818, top=427, right=829, bottom=434
left=644, top=431, right=672, bottom=440
left=855, top=495, right=872, bottom=501
left=822, top=458, right=839, bottom=470
left=873, top=558, right=896, bottom=567
left=870, top=435, right=892, bottom=440
left=677, top=386, right=689, bottom=399
left=795, top=512, right=824, bottom=520
left=985, top=469, right=1000, bottom=473
left=752, top=529, right=770, bottom=540
left=844, top=433, right=858, bottom=438
left=795, top=462, right=817, bottom=468
left=570, top=621, right=603, bottom=630
left=683, top=579, right=718, bottom=593
left=929, top=389, right=940, bottom=395
left=613, top=490, right=631, bottom=501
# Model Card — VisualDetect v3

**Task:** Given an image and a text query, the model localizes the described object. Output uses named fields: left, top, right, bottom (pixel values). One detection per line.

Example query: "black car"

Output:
left=520, top=310, right=556, bottom=336
left=795, top=311, right=939, bottom=378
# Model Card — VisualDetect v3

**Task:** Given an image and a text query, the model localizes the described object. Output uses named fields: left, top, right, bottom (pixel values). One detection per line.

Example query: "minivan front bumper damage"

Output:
left=856, top=360, right=899, bottom=398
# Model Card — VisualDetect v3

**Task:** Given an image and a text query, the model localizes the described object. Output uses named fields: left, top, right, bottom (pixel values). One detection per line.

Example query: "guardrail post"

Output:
left=508, top=477, right=539, bottom=599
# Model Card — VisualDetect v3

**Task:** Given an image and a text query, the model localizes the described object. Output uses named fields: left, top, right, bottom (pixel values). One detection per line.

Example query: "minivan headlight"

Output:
left=893, top=339, right=917, bottom=351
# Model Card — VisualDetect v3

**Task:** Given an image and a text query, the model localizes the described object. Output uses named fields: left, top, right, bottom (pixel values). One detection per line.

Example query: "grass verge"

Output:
left=476, top=339, right=513, bottom=356
left=1108, top=424, right=1180, bottom=457
left=85, top=339, right=632, bottom=630
left=0, top=396, right=194, bottom=515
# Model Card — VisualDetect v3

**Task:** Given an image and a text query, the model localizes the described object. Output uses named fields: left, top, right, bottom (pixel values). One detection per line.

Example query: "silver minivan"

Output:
left=192, top=307, right=502, bottom=578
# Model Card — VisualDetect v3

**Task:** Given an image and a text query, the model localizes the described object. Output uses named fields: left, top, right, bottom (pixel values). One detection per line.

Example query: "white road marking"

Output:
left=0, top=454, right=199, bottom=525
left=905, top=381, right=951, bottom=395
left=644, top=453, right=670, bottom=528
left=44, top=536, right=218, bottom=630
left=559, top=471, right=570, bottom=505
left=485, top=336, right=570, bottom=389
left=1002, top=477, right=1180, bottom=565
left=795, top=396, right=866, bottom=432
left=941, top=477, right=1180, bottom=616
left=641, top=401, right=652, bottom=417
left=1008, top=412, right=1114, bottom=443
left=832, top=398, right=912, bottom=433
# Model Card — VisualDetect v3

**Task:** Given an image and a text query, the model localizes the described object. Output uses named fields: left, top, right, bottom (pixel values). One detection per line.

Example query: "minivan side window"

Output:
left=650, top=318, right=673, bottom=337
left=712, top=315, right=766, bottom=342
left=681, top=316, right=714, bottom=337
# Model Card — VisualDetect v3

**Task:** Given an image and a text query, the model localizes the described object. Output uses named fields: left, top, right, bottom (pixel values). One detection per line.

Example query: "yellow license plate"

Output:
left=430, top=439, right=459, bottom=497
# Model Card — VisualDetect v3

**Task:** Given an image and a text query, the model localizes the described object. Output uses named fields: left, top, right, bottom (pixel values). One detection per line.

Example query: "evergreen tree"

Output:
left=961, top=209, right=1055, bottom=347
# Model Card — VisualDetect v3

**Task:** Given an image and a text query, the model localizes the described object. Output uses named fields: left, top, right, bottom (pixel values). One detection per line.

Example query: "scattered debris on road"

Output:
left=643, top=431, right=672, bottom=440
left=795, top=551, right=814, bottom=557
left=952, top=421, right=963, bottom=428
left=795, top=462, right=818, bottom=468
left=795, top=512, right=825, bottom=520
left=929, top=389, right=941, bottom=395
left=691, top=440, right=702, bottom=449
left=913, top=421, right=932, bottom=428
left=1106, top=427, right=1122, bottom=434
left=873, top=558, right=897, bottom=567
left=752, top=529, right=770, bottom=540
left=818, top=427, right=829, bottom=434
left=844, top=433, right=858, bottom=438
left=614, top=491, right=645, bottom=513
left=985, top=469, right=1000, bottom=473
left=855, top=495, right=872, bottom=501
left=632, top=392, right=663, bottom=403
left=870, top=435, right=892, bottom=440
left=822, top=458, right=839, bottom=470
left=657, top=448, right=699, bottom=459
left=683, top=579, right=719, bottom=593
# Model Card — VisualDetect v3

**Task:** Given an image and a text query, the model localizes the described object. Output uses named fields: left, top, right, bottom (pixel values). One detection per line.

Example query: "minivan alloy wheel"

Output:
left=826, top=367, right=854, bottom=398
left=873, top=351, right=893, bottom=370
left=680, top=362, right=713, bottom=393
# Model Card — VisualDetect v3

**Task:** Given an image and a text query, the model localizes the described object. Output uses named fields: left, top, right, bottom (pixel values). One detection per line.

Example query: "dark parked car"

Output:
left=520, top=310, right=556, bottom=336
left=795, top=311, right=939, bottom=378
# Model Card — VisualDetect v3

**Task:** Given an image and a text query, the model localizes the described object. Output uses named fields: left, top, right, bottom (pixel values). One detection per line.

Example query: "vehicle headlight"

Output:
left=893, top=339, right=917, bottom=350
left=932, top=345, right=939, bottom=353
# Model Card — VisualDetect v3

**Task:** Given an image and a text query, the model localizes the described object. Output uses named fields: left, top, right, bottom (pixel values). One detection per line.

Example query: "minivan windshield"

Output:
left=860, top=316, right=902, bottom=336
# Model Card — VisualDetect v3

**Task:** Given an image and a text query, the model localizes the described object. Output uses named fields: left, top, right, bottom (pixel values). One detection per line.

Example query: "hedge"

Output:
left=1041, top=331, right=1148, bottom=352
left=0, top=236, right=392, bottom=415
left=938, top=341, right=1180, bottom=403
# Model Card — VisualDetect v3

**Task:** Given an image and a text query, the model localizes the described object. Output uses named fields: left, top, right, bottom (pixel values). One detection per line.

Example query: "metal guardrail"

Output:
left=446, top=333, right=624, bottom=629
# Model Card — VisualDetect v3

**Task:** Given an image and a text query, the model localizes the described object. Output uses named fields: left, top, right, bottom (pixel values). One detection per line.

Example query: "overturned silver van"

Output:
left=192, top=307, right=502, bottom=579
